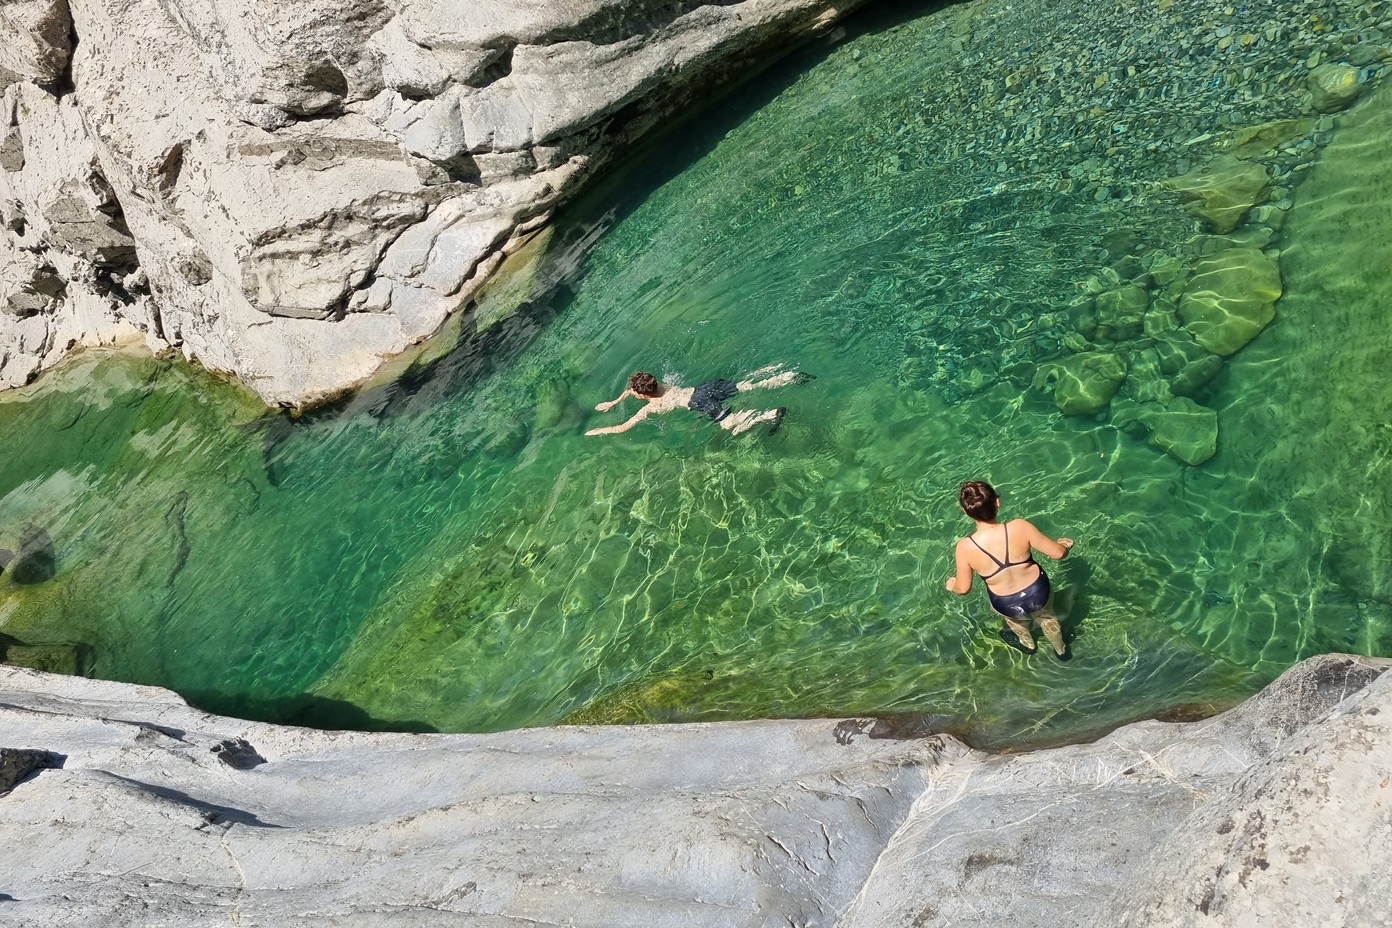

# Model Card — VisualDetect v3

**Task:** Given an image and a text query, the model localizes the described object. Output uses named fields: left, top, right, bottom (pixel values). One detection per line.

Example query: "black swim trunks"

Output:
left=987, top=569, right=1052, bottom=620
left=687, top=379, right=740, bottom=421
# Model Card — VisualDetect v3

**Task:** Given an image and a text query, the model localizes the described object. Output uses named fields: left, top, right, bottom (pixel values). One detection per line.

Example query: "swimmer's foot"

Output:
left=767, top=407, right=787, bottom=434
left=998, top=627, right=1037, bottom=655
left=1054, top=644, right=1073, bottom=662
left=791, top=371, right=816, bottom=385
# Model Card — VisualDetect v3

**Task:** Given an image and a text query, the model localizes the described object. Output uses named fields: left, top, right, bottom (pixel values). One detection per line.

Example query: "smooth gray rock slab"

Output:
left=0, top=654, right=1389, bottom=926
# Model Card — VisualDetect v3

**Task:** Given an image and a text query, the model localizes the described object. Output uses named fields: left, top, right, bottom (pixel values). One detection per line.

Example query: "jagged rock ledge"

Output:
left=1, top=0, right=867, bottom=407
left=1, top=653, right=1388, bottom=926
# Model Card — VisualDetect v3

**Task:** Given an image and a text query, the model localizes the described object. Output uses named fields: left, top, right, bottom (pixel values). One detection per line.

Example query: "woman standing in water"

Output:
left=945, top=481, right=1075, bottom=659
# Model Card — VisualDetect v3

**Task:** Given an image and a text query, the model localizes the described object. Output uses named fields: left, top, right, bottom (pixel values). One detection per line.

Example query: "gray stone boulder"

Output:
left=1307, top=62, right=1366, bottom=114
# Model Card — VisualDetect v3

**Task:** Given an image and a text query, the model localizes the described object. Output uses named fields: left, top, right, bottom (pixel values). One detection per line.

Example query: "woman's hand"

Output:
left=1058, top=538, right=1075, bottom=556
left=944, top=576, right=955, bottom=592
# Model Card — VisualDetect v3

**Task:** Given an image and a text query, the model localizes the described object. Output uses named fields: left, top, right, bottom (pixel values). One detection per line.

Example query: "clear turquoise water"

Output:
left=2, top=0, right=1391, bottom=748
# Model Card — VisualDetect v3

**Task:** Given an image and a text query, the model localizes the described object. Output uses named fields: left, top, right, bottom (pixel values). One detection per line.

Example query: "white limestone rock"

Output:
left=0, top=654, right=1388, bottom=926
left=0, top=0, right=73, bottom=85
left=0, top=84, right=154, bottom=389
left=0, top=0, right=868, bottom=406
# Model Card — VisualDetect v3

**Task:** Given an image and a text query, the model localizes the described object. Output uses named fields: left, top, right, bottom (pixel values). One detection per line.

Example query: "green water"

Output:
left=3, top=0, right=1392, bottom=748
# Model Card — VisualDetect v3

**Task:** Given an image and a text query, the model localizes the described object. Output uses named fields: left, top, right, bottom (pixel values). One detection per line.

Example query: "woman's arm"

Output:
left=595, top=388, right=633, bottom=412
left=945, top=539, right=975, bottom=595
left=1020, top=519, right=1074, bottom=560
left=585, top=405, right=651, bottom=436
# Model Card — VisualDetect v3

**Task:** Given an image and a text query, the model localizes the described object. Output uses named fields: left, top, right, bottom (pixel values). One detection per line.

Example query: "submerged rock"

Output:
left=1307, top=62, right=1365, bottom=113
left=1163, top=155, right=1271, bottom=233
left=1, top=643, right=81, bottom=675
left=1093, top=284, right=1149, bottom=341
left=1146, top=396, right=1219, bottom=466
left=1050, top=350, right=1128, bottom=415
left=1178, top=248, right=1282, bottom=356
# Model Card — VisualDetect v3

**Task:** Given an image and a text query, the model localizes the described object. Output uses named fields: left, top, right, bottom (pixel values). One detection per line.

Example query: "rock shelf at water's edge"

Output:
left=1, top=653, right=1389, bottom=927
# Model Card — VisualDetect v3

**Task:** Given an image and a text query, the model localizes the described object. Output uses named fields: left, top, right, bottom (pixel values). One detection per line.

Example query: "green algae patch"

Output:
left=1178, top=248, right=1282, bottom=356
left=1163, top=155, right=1271, bottom=233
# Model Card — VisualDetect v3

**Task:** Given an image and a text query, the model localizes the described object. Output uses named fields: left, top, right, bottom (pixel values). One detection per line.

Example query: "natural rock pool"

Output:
left=3, top=0, right=1391, bottom=748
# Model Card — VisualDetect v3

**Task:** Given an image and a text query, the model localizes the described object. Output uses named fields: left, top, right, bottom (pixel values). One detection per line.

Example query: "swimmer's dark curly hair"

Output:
left=628, top=371, right=660, bottom=396
left=958, top=481, right=1000, bottom=522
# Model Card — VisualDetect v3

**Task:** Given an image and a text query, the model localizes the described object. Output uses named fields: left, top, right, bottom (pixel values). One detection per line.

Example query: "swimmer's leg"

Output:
left=736, top=368, right=813, bottom=391
left=1002, top=615, right=1036, bottom=651
left=743, top=362, right=788, bottom=379
left=1033, top=605, right=1068, bottom=658
left=721, top=408, right=782, bottom=435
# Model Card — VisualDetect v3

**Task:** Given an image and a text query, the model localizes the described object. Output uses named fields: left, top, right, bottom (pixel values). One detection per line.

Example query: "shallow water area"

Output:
left=3, top=0, right=1392, bottom=748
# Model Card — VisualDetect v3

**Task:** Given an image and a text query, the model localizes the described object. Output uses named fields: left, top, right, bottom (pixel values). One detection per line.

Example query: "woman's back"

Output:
left=962, top=519, right=1042, bottom=595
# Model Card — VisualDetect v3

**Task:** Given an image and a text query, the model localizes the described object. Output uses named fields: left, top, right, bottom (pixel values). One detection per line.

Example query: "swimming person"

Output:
left=585, top=364, right=813, bottom=437
left=945, top=480, right=1075, bottom=659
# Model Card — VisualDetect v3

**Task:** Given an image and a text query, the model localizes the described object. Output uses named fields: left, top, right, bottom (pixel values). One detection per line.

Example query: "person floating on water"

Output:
left=585, top=363, right=813, bottom=437
left=945, top=480, right=1075, bottom=660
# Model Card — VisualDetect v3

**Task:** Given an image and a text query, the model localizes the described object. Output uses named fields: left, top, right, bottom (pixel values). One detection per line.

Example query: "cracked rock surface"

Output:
left=1, top=653, right=1388, bottom=926
left=0, top=0, right=865, bottom=406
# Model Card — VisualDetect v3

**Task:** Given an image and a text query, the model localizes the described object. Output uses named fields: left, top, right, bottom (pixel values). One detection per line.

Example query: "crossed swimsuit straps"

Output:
left=969, top=522, right=1038, bottom=578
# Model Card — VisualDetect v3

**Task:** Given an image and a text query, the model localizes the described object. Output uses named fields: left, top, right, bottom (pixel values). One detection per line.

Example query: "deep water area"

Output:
left=3, top=0, right=1392, bottom=749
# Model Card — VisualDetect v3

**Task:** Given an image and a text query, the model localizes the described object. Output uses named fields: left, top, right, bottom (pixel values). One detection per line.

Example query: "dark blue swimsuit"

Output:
left=687, top=379, right=740, bottom=421
left=971, top=523, right=1051, bottom=619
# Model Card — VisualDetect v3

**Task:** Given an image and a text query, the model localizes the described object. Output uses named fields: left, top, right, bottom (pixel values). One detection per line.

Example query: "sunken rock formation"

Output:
left=1, top=654, right=1389, bottom=926
left=0, top=0, right=864, bottom=405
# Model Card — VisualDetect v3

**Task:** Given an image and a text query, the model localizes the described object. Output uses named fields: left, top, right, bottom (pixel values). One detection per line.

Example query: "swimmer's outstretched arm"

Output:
left=595, top=388, right=634, bottom=412
left=585, top=405, right=651, bottom=436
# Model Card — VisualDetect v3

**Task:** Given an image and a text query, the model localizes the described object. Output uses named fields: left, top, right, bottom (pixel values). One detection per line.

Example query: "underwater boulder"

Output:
left=1144, top=296, right=1180, bottom=338
left=1153, top=331, right=1224, bottom=396
left=1146, top=396, right=1218, bottom=465
left=1227, top=118, right=1316, bottom=157
left=533, top=376, right=581, bottom=430
left=1178, top=248, right=1282, bottom=356
left=1307, top=63, right=1365, bottom=114
left=1170, top=353, right=1224, bottom=397
left=1162, top=155, right=1271, bottom=233
left=1093, top=285, right=1148, bottom=341
left=1051, top=351, right=1128, bottom=415
left=1111, top=396, right=1219, bottom=465
left=3, top=643, right=82, bottom=675
left=1121, top=348, right=1173, bottom=405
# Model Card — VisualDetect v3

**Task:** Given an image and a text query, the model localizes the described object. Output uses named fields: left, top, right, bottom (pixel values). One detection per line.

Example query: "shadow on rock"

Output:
left=5, top=525, right=56, bottom=584
left=184, top=689, right=439, bottom=734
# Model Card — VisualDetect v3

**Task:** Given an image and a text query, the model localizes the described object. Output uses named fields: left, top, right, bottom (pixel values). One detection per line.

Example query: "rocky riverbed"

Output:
left=1, top=653, right=1389, bottom=926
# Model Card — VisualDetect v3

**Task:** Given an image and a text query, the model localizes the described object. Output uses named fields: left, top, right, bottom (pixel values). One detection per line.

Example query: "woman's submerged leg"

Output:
left=1033, top=607, right=1069, bottom=658
left=1003, top=615, right=1036, bottom=650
